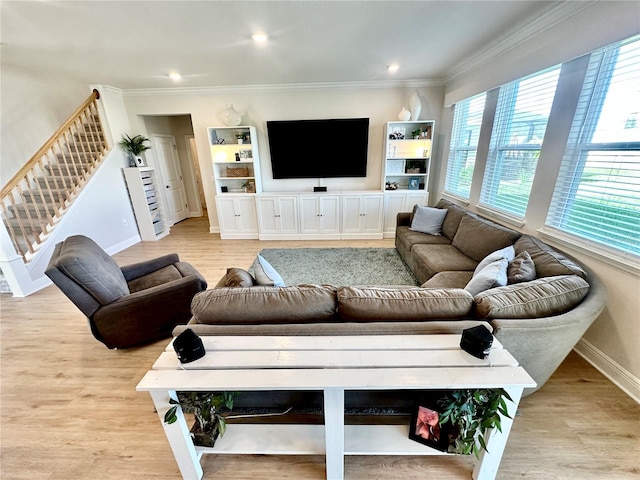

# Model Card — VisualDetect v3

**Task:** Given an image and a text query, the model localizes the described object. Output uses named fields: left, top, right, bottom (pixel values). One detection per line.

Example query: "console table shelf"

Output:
left=137, top=335, right=535, bottom=480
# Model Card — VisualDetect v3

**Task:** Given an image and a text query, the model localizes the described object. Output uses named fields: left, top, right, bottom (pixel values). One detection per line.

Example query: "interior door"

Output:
left=153, top=134, right=188, bottom=225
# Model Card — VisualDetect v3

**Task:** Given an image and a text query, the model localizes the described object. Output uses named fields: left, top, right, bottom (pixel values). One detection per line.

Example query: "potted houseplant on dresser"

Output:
left=164, top=391, right=238, bottom=447
left=119, top=133, right=151, bottom=167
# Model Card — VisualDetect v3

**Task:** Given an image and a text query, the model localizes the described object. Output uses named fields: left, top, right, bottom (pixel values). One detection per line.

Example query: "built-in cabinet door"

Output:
left=342, top=194, right=383, bottom=237
left=299, top=195, right=340, bottom=235
left=382, top=192, right=428, bottom=237
left=215, top=196, right=258, bottom=239
left=256, top=196, right=298, bottom=238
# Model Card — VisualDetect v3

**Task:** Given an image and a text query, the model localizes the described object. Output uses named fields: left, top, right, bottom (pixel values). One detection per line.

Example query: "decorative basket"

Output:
left=226, top=167, right=249, bottom=177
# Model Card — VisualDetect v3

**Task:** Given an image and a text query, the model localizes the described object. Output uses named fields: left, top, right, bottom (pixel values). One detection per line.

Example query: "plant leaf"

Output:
left=164, top=406, right=178, bottom=424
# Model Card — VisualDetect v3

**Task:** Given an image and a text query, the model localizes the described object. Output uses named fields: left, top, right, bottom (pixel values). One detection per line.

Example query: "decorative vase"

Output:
left=222, top=104, right=242, bottom=126
left=397, top=107, right=411, bottom=121
left=409, top=90, right=422, bottom=121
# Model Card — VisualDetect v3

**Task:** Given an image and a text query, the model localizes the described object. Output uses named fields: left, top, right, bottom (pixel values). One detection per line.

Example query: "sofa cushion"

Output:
left=253, top=254, right=285, bottom=287
left=507, top=251, right=536, bottom=284
left=435, top=199, right=468, bottom=240
left=474, top=275, right=590, bottom=319
left=514, top=235, right=586, bottom=279
left=337, top=286, right=473, bottom=321
left=215, top=268, right=255, bottom=288
left=465, top=258, right=508, bottom=296
left=191, top=285, right=338, bottom=324
left=412, top=244, right=478, bottom=280
left=410, top=205, right=448, bottom=235
left=421, top=271, right=473, bottom=289
left=128, top=265, right=183, bottom=293
left=452, top=215, right=521, bottom=262
left=474, top=245, right=515, bottom=276
left=54, top=235, right=129, bottom=304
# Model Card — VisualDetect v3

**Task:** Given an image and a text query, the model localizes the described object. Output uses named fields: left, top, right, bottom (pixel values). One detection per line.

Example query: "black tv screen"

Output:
left=267, top=118, right=369, bottom=179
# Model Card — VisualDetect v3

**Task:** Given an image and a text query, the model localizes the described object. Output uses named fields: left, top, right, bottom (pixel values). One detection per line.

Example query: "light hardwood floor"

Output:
left=1, top=216, right=639, bottom=480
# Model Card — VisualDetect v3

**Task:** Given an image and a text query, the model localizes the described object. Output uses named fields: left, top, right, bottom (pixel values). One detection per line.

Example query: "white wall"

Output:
left=437, top=2, right=640, bottom=401
left=0, top=64, right=90, bottom=185
left=120, top=84, right=444, bottom=232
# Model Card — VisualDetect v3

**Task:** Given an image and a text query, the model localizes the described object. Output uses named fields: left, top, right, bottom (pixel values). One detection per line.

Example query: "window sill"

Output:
left=476, top=205, right=525, bottom=228
left=537, top=227, right=640, bottom=275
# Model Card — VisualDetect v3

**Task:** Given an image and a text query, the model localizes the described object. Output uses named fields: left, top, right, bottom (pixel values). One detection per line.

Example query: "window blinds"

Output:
left=444, top=93, right=487, bottom=199
left=480, top=66, right=561, bottom=218
left=546, top=35, right=640, bottom=257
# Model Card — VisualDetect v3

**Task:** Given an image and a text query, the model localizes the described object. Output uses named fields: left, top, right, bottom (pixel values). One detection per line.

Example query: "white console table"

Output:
left=136, top=335, right=535, bottom=480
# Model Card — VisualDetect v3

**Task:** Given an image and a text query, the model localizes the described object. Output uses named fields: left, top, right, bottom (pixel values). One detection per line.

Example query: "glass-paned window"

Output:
left=480, top=66, right=561, bottom=217
left=444, top=93, right=487, bottom=199
left=546, top=35, right=640, bottom=257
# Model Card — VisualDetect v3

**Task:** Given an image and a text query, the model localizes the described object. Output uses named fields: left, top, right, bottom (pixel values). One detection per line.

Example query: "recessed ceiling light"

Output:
left=252, top=32, right=268, bottom=43
left=169, top=72, right=182, bottom=82
left=387, top=64, right=399, bottom=73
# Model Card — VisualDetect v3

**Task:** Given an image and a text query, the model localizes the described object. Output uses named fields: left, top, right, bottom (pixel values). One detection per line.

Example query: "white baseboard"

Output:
left=574, top=338, right=640, bottom=405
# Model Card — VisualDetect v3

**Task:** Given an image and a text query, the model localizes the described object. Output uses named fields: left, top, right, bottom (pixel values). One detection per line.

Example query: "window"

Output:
left=480, top=66, right=561, bottom=218
left=546, top=35, right=640, bottom=258
left=444, top=93, right=487, bottom=199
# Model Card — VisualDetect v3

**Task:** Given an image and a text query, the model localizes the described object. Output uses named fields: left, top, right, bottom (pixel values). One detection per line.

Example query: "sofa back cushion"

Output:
left=514, top=235, right=587, bottom=279
left=452, top=215, right=521, bottom=262
left=191, top=285, right=337, bottom=325
left=337, top=286, right=473, bottom=321
left=435, top=199, right=468, bottom=240
left=53, top=235, right=129, bottom=305
left=215, top=268, right=255, bottom=288
left=473, top=274, right=590, bottom=319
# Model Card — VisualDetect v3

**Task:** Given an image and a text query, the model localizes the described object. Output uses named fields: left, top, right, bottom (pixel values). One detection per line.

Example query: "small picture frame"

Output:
left=409, top=400, right=450, bottom=452
left=408, top=177, right=420, bottom=190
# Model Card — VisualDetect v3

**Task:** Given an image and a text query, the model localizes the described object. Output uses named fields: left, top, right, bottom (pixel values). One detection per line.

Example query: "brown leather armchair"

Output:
left=45, top=235, right=207, bottom=349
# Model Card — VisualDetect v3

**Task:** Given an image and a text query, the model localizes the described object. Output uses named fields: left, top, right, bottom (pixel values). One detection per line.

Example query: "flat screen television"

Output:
left=266, top=118, right=369, bottom=179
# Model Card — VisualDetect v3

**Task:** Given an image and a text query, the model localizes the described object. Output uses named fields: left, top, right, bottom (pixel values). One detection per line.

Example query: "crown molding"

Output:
left=445, top=1, right=596, bottom=84
left=118, top=78, right=444, bottom=97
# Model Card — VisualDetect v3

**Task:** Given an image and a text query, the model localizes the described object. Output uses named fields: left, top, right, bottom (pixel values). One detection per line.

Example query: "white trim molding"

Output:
left=574, top=339, right=640, bottom=405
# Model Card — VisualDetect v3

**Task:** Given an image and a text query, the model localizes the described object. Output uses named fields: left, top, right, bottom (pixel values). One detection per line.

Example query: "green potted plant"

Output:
left=119, top=134, right=151, bottom=166
left=438, top=388, right=512, bottom=457
left=411, top=128, right=422, bottom=139
left=235, top=131, right=245, bottom=144
left=164, top=391, right=239, bottom=447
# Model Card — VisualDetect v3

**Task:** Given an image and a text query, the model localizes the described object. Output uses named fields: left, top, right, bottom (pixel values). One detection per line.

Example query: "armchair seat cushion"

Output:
left=128, top=265, right=184, bottom=293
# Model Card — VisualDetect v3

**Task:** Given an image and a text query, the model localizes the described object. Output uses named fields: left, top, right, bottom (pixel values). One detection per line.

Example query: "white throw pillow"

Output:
left=473, top=245, right=515, bottom=277
left=409, top=205, right=448, bottom=236
left=253, top=254, right=286, bottom=287
left=465, top=258, right=508, bottom=296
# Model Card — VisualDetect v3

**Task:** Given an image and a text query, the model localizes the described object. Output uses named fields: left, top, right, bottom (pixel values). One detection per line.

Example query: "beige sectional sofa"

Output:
left=174, top=199, right=607, bottom=395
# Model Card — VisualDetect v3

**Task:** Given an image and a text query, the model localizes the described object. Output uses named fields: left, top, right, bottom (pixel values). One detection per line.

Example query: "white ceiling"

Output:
left=2, top=1, right=565, bottom=90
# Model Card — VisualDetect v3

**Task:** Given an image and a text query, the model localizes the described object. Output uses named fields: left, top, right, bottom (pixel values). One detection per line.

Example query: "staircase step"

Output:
left=4, top=216, right=45, bottom=235
left=74, top=132, right=105, bottom=142
left=21, top=189, right=69, bottom=204
left=47, top=162, right=93, bottom=176
left=8, top=203, right=57, bottom=219
left=37, top=176, right=77, bottom=189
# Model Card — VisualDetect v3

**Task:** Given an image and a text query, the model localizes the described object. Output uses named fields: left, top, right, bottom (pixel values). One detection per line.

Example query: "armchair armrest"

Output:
left=121, top=253, right=180, bottom=281
left=92, top=274, right=204, bottom=349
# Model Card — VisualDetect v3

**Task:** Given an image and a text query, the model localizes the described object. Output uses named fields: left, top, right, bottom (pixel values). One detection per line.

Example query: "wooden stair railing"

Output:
left=1, top=89, right=109, bottom=262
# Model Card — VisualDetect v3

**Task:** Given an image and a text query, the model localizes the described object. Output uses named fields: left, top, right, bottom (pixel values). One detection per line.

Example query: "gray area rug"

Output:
left=252, top=247, right=419, bottom=286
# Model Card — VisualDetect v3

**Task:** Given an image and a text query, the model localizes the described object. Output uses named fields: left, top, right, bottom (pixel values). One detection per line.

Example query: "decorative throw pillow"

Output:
left=215, top=268, right=255, bottom=288
left=473, top=245, right=515, bottom=276
left=409, top=205, right=448, bottom=236
left=507, top=251, right=536, bottom=284
left=465, top=258, right=508, bottom=296
left=253, top=254, right=285, bottom=287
